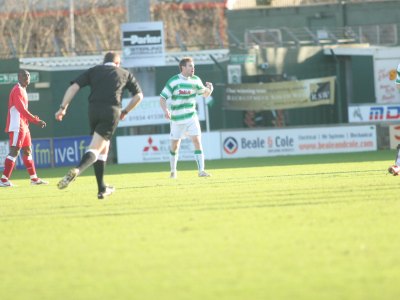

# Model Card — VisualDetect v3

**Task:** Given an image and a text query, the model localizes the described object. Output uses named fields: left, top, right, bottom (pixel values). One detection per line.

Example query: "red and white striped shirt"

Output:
left=5, top=83, right=39, bottom=133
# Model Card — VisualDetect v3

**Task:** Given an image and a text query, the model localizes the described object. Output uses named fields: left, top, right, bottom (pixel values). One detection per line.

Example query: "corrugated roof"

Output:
left=19, top=49, right=230, bottom=71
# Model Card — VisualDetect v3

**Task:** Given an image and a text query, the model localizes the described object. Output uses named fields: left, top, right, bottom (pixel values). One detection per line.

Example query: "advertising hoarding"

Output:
left=348, top=104, right=400, bottom=123
left=118, top=96, right=206, bottom=127
left=121, top=22, right=165, bottom=67
left=221, top=125, right=377, bottom=159
left=53, top=136, right=91, bottom=167
left=117, top=132, right=221, bottom=164
left=374, top=58, right=400, bottom=104
left=15, top=138, right=52, bottom=169
left=389, top=124, right=400, bottom=149
left=0, top=140, right=8, bottom=170
left=224, top=77, right=335, bottom=110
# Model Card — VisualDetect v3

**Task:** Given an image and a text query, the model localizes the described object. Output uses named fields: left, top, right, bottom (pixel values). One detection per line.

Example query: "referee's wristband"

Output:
left=60, top=105, right=66, bottom=110
left=122, top=109, right=128, bottom=115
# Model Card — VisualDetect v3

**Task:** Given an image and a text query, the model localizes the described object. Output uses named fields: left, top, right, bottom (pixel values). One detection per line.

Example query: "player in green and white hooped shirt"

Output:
left=160, top=57, right=213, bottom=178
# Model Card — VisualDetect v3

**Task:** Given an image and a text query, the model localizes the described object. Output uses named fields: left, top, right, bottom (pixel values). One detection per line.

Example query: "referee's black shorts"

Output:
left=88, top=104, right=120, bottom=141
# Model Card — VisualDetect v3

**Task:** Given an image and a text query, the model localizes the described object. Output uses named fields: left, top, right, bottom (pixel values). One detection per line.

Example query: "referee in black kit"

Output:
left=55, top=51, right=143, bottom=199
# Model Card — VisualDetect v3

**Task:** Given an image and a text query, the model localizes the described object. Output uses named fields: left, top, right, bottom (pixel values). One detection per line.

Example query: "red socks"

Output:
left=1, top=156, right=16, bottom=181
left=23, top=155, right=37, bottom=178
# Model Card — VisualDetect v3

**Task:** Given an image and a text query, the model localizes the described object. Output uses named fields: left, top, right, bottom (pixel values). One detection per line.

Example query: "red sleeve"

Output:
left=12, top=88, right=40, bottom=124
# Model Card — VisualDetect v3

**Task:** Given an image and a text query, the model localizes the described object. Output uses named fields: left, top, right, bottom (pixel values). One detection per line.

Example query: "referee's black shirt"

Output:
left=72, top=64, right=142, bottom=107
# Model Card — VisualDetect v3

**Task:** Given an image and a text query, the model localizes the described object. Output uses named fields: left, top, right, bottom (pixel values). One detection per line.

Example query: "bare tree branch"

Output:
left=0, top=0, right=227, bottom=58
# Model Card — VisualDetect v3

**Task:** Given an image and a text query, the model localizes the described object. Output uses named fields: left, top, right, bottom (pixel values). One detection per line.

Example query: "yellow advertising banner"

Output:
left=224, top=76, right=336, bottom=110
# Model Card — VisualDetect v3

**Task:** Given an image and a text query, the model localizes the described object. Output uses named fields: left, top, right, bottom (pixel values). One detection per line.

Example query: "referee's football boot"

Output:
left=57, top=168, right=79, bottom=189
left=97, top=186, right=115, bottom=200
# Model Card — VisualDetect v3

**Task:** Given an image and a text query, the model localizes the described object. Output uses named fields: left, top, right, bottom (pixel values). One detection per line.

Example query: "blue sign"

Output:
left=53, top=136, right=91, bottom=167
left=16, top=138, right=52, bottom=169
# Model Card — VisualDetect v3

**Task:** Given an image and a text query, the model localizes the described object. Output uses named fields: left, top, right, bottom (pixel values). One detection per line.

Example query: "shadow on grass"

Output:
left=8, top=150, right=394, bottom=179
left=0, top=180, right=394, bottom=222
left=98, top=150, right=394, bottom=175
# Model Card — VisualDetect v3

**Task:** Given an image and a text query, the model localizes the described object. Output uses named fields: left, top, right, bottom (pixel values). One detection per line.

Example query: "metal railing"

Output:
left=227, top=0, right=395, bottom=9
left=231, top=24, right=398, bottom=48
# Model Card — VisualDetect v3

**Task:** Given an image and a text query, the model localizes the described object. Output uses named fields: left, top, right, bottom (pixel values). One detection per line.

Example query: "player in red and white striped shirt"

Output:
left=0, top=70, right=48, bottom=187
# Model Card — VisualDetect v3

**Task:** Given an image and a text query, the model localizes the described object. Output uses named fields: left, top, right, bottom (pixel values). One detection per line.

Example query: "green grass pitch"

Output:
left=1, top=150, right=399, bottom=300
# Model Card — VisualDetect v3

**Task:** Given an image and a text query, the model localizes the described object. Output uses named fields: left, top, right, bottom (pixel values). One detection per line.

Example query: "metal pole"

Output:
left=209, top=54, right=227, bottom=129
left=330, top=48, right=343, bottom=123
left=125, top=0, right=156, bottom=136
left=127, top=0, right=150, bottom=22
left=204, top=97, right=210, bottom=133
left=126, top=0, right=155, bottom=96
left=69, top=0, right=76, bottom=54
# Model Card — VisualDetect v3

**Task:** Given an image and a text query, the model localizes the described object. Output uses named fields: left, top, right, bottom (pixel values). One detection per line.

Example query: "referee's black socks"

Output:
left=77, top=150, right=98, bottom=174
left=93, top=160, right=106, bottom=192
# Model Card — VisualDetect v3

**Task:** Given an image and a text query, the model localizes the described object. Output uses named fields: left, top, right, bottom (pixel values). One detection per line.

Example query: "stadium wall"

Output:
left=0, top=59, right=20, bottom=141
left=225, top=0, right=400, bottom=128
left=226, top=1, right=400, bottom=44
left=116, top=124, right=378, bottom=164
left=0, top=66, right=91, bottom=142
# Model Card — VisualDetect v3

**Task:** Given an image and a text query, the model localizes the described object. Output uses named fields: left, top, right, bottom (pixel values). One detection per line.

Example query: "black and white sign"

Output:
left=227, top=65, right=241, bottom=84
left=121, top=22, right=165, bottom=67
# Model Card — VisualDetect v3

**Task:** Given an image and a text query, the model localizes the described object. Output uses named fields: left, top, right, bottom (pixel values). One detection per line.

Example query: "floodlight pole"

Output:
left=126, top=0, right=155, bottom=97
left=69, top=0, right=76, bottom=55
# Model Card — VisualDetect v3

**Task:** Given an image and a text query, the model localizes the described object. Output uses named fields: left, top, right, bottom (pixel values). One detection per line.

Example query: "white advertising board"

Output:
left=28, top=93, right=40, bottom=101
left=221, top=125, right=377, bottom=159
left=227, top=64, right=242, bottom=84
left=118, top=96, right=206, bottom=127
left=348, top=104, right=400, bottom=123
left=121, top=22, right=165, bottom=67
left=117, top=132, right=221, bottom=164
left=374, top=58, right=400, bottom=104
left=0, top=140, right=8, bottom=169
left=389, top=124, right=400, bottom=149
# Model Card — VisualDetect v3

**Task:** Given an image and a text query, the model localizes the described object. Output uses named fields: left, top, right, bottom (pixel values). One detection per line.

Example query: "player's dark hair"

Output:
left=103, top=52, right=119, bottom=64
left=179, top=57, right=193, bottom=71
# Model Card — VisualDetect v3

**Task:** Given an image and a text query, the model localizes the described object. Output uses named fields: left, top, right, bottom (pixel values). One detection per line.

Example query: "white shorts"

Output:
left=170, top=117, right=201, bottom=140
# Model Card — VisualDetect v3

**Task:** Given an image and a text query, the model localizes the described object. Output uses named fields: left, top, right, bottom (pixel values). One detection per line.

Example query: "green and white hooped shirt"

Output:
left=160, top=73, right=206, bottom=124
